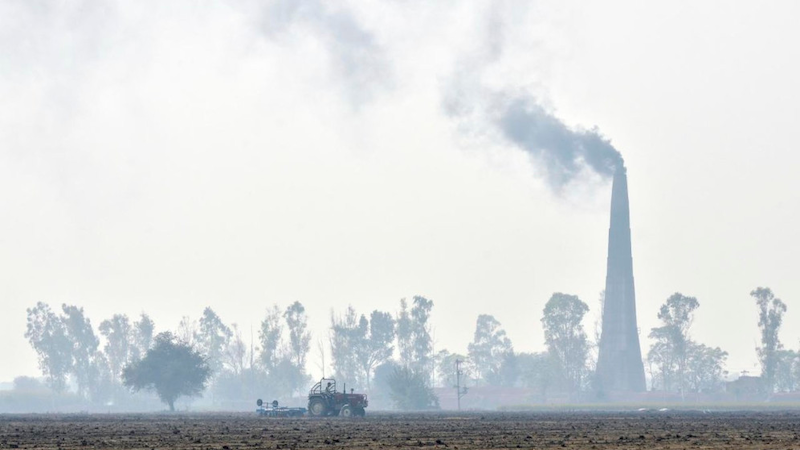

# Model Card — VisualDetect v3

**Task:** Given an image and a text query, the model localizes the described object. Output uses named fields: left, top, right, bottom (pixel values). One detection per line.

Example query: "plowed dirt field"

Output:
left=2, top=411, right=800, bottom=449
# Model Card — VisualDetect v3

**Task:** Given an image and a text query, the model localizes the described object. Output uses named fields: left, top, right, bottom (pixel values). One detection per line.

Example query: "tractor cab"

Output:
left=310, top=378, right=338, bottom=395
left=307, top=378, right=367, bottom=417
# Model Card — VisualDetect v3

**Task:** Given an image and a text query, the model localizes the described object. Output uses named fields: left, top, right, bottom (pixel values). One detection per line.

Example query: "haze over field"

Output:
left=1, top=0, right=800, bottom=385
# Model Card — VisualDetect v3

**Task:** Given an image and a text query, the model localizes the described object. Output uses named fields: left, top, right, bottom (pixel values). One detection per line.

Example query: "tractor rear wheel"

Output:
left=339, top=405, right=353, bottom=417
left=308, top=398, right=327, bottom=416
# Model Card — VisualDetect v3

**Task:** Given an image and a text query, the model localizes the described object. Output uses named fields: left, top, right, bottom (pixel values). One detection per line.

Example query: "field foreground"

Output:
left=2, top=411, right=800, bottom=449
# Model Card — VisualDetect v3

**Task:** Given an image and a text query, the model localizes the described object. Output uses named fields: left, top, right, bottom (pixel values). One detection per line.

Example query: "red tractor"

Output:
left=307, top=378, right=368, bottom=417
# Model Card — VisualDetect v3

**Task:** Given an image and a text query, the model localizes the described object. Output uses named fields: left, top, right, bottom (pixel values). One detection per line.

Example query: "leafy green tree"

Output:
left=468, top=314, right=512, bottom=383
left=60, top=304, right=100, bottom=399
left=99, top=314, right=133, bottom=384
left=259, top=305, right=284, bottom=373
left=24, top=302, right=72, bottom=393
left=751, top=287, right=787, bottom=393
left=284, top=301, right=311, bottom=370
left=194, top=307, right=232, bottom=375
left=387, top=366, right=439, bottom=410
left=123, top=332, right=211, bottom=411
left=541, top=293, right=589, bottom=395
left=648, top=293, right=699, bottom=394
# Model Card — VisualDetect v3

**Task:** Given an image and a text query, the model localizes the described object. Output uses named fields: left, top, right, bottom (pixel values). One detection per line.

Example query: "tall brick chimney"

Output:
left=595, top=166, right=646, bottom=393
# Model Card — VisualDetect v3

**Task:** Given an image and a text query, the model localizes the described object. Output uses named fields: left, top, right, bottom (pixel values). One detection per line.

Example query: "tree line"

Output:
left=22, top=301, right=314, bottom=409
left=645, top=287, right=797, bottom=397
left=18, top=285, right=796, bottom=410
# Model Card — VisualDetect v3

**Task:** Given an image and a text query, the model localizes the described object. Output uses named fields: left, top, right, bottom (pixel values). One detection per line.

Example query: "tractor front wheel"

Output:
left=308, top=398, right=327, bottom=416
left=339, top=405, right=353, bottom=417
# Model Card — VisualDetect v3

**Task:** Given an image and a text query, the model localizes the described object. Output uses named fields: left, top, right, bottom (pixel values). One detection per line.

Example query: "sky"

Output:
left=1, top=0, right=799, bottom=384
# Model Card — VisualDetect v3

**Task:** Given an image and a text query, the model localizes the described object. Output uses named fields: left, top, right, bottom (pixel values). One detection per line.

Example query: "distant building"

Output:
left=726, top=375, right=764, bottom=400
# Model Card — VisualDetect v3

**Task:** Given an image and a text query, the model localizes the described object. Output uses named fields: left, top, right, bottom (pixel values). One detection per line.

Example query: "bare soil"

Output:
left=2, top=410, right=800, bottom=449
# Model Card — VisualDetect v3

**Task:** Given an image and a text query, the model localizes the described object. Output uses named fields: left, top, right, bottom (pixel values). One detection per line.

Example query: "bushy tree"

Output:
left=387, top=366, right=439, bottom=410
left=751, top=287, right=787, bottom=393
left=541, top=293, right=589, bottom=395
left=468, top=314, right=512, bottom=384
left=370, top=361, right=399, bottom=409
left=123, top=332, right=210, bottom=411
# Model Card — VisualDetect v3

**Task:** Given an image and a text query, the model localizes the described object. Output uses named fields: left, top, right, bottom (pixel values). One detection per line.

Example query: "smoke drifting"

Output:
left=499, top=97, right=624, bottom=185
left=440, top=3, right=624, bottom=188
left=244, top=0, right=391, bottom=106
left=445, top=87, right=625, bottom=188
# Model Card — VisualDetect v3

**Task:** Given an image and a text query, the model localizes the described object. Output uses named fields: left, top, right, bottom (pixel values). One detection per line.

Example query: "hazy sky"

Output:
left=2, top=1, right=799, bottom=383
